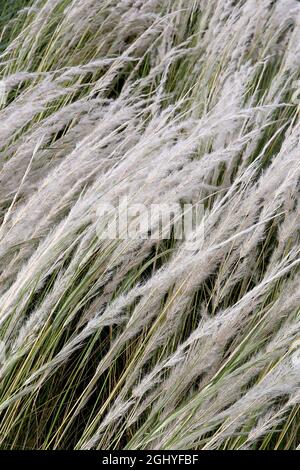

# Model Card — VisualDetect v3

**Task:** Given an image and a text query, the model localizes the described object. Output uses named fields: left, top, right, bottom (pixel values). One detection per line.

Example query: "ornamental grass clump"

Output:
left=0, top=0, right=300, bottom=450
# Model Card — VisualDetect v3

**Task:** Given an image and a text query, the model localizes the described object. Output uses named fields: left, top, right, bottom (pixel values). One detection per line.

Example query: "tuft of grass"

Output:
left=0, top=0, right=300, bottom=450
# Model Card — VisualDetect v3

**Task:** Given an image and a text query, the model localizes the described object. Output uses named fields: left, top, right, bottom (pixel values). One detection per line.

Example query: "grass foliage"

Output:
left=0, top=0, right=300, bottom=450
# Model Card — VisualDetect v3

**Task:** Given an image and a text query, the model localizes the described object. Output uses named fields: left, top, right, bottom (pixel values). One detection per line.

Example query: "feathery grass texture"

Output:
left=0, top=0, right=300, bottom=450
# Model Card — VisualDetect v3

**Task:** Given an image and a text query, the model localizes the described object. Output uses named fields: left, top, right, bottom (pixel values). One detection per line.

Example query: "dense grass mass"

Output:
left=0, top=0, right=300, bottom=450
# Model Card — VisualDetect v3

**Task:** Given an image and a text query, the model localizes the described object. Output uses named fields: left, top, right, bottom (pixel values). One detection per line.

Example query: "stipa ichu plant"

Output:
left=0, top=0, right=300, bottom=450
